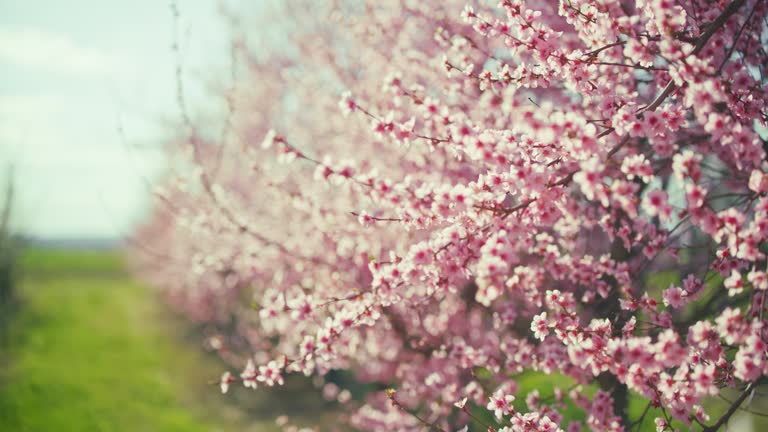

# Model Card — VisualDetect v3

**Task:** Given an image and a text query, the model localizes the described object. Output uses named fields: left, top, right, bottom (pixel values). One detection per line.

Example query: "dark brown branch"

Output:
left=703, top=382, right=755, bottom=432
left=716, top=0, right=759, bottom=74
left=641, top=0, right=747, bottom=113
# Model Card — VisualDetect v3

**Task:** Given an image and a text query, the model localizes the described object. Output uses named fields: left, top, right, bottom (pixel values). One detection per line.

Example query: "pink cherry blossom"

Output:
left=240, top=359, right=257, bottom=390
left=257, top=360, right=284, bottom=387
left=642, top=189, right=673, bottom=221
left=487, top=389, right=516, bottom=420
left=220, top=371, right=233, bottom=394
left=531, top=312, right=549, bottom=341
left=131, top=0, right=768, bottom=430
left=662, top=285, right=685, bottom=308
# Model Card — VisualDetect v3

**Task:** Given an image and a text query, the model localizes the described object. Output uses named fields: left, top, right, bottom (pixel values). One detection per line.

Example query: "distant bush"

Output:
left=0, top=176, right=16, bottom=319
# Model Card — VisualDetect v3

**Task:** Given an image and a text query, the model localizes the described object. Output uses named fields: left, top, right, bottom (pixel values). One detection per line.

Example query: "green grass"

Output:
left=20, top=249, right=124, bottom=275
left=0, top=249, right=295, bottom=432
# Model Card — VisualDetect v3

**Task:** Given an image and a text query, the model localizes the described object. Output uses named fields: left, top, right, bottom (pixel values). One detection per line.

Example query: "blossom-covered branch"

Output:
left=132, top=0, right=768, bottom=430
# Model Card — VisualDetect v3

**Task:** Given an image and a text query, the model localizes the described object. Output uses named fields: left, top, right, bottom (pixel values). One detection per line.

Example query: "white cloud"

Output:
left=0, top=27, right=128, bottom=76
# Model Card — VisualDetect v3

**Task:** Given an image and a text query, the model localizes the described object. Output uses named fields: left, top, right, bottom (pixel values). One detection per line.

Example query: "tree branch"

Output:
left=641, top=0, right=747, bottom=113
left=703, top=382, right=755, bottom=432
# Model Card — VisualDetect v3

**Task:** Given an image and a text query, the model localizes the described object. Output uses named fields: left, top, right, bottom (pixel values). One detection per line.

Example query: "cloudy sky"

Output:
left=0, top=0, right=234, bottom=239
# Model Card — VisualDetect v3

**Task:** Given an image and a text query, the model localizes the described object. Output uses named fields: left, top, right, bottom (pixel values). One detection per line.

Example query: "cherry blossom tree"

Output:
left=133, top=0, right=768, bottom=430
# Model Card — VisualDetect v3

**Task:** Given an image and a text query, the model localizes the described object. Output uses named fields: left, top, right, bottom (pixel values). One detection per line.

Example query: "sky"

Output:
left=0, top=0, right=235, bottom=239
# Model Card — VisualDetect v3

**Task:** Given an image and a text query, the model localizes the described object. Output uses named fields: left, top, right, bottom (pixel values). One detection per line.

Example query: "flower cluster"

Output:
left=133, top=0, right=768, bottom=430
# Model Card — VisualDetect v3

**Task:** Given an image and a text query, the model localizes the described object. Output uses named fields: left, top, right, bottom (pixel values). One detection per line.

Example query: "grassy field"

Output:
left=0, top=249, right=328, bottom=432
